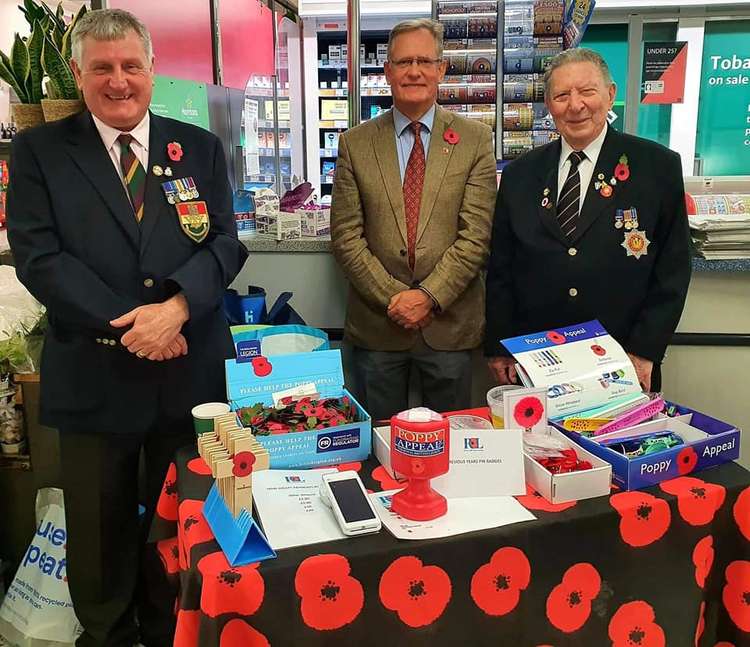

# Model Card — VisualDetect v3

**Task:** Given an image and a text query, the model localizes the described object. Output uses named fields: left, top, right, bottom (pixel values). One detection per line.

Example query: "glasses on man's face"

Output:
left=389, top=57, right=443, bottom=71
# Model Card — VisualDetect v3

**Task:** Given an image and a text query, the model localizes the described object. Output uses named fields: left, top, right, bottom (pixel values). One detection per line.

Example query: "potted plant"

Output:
left=0, top=333, right=29, bottom=456
left=41, top=4, right=87, bottom=123
left=0, top=1, right=46, bottom=131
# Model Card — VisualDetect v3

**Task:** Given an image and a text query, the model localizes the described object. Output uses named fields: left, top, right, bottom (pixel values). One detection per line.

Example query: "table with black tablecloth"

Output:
left=150, top=445, right=750, bottom=647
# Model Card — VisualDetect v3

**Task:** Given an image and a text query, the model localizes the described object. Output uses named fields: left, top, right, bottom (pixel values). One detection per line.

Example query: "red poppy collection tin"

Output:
left=555, top=403, right=740, bottom=490
left=225, top=350, right=372, bottom=469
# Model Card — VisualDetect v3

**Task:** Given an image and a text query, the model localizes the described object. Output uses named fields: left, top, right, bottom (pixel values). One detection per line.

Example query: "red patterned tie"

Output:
left=403, top=122, right=425, bottom=270
left=117, top=133, right=146, bottom=223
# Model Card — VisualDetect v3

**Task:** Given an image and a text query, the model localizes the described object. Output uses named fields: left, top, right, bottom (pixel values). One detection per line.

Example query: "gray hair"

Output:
left=71, top=9, right=153, bottom=65
left=543, top=47, right=614, bottom=97
left=388, top=18, right=444, bottom=60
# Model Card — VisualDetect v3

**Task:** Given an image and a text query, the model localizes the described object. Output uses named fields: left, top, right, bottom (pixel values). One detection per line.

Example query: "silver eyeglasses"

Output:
left=389, top=57, right=443, bottom=70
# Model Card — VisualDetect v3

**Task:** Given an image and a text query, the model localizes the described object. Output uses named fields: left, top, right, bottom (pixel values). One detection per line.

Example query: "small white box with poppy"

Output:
left=556, top=403, right=740, bottom=490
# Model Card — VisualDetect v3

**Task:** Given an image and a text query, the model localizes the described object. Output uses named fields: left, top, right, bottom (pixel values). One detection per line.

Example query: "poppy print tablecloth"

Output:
left=150, top=446, right=750, bottom=647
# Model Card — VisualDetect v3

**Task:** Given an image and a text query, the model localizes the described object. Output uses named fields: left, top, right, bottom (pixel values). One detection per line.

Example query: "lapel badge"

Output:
left=622, top=229, right=650, bottom=259
left=614, top=154, right=630, bottom=182
left=443, top=128, right=460, bottom=145
left=164, top=167, right=173, bottom=177
left=152, top=165, right=163, bottom=177
left=167, top=141, right=184, bottom=162
left=442, top=146, right=450, bottom=154
left=541, top=188, right=552, bottom=208
left=597, top=173, right=605, bottom=180
left=176, top=200, right=209, bottom=243
left=600, top=183, right=613, bottom=198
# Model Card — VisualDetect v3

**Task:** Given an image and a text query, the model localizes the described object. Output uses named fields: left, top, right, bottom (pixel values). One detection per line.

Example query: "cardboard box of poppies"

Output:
left=225, top=349, right=371, bottom=469
left=556, top=403, right=740, bottom=490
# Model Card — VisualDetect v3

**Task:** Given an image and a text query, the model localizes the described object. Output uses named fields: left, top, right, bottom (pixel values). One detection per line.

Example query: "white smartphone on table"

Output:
left=320, top=470, right=382, bottom=536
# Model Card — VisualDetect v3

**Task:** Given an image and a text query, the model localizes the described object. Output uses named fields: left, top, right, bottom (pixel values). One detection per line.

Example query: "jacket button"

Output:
left=568, top=248, right=577, bottom=256
left=109, top=339, right=116, bottom=346
left=399, top=249, right=406, bottom=256
left=569, top=287, right=578, bottom=297
left=143, top=278, right=154, bottom=288
left=95, top=338, right=102, bottom=344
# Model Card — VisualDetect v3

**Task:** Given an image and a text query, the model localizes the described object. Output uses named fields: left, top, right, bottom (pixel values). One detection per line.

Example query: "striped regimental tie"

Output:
left=556, top=150, right=586, bottom=239
left=117, top=133, right=146, bottom=223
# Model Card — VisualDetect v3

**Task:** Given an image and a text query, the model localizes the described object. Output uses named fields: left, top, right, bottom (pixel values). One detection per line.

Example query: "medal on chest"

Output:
left=621, top=229, right=650, bottom=259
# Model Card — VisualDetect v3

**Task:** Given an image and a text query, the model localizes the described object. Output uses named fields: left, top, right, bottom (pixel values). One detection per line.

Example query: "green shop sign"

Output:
left=150, top=75, right=210, bottom=131
left=695, top=21, right=750, bottom=176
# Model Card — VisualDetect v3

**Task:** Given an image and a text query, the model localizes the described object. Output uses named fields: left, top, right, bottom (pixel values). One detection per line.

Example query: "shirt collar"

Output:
left=392, top=104, right=436, bottom=137
left=559, top=122, right=608, bottom=170
left=92, top=111, right=151, bottom=153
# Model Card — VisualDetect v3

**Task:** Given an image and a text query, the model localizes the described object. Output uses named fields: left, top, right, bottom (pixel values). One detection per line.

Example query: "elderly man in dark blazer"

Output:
left=7, top=9, right=247, bottom=646
left=485, top=48, right=691, bottom=392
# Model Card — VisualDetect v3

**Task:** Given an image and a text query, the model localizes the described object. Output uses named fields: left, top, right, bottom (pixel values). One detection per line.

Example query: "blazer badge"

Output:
left=176, top=200, right=209, bottom=243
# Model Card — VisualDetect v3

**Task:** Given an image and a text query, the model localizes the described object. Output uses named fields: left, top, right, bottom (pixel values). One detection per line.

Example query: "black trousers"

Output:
left=59, top=414, right=193, bottom=647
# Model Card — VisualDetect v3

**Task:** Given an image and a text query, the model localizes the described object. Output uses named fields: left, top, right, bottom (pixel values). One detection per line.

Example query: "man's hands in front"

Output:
left=110, top=294, right=190, bottom=361
left=388, top=289, right=434, bottom=330
left=627, top=352, right=654, bottom=392
left=487, top=356, right=518, bottom=385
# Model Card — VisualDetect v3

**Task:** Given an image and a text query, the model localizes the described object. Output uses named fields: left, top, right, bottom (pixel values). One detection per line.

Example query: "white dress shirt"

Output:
left=557, top=124, right=608, bottom=211
left=91, top=112, right=150, bottom=189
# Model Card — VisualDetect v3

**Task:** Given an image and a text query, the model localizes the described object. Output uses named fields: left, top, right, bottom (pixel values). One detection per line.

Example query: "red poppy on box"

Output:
left=443, top=128, right=460, bottom=144
left=167, top=141, right=183, bottom=161
left=251, top=356, right=273, bottom=378
left=660, top=476, right=726, bottom=526
left=197, top=551, right=264, bottom=618
left=546, top=563, right=601, bottom=633
left=156, top=462, right=178, bottom=521
left=608, top=600, right=665, bottom=647
left=515, top=484, right=576, bottom=512
left=732, top=485, right=750, bottom=541
left=610, top=491, right=671, bottom=547
left=693, top=535, right=715, bottom=589
left=232, top=451, right=256, bottom=478
left=219, top=619, right=269, bottom=647
left=513, top=396, right=544, bottom=429
left=470, top=546, right=530, bottom=616
left=379, top=556, right=452, bottom=627
left=294, top=553, right=364, bottom=630
left=722, top=560, right=750, bottom=632
left=677, top=446, right=699, bottom=475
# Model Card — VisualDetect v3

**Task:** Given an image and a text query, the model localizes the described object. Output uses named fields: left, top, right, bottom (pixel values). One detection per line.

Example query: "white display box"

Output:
left=524, top=427, right=612, bottom=504
left=373, top=425, right=401, bottom=479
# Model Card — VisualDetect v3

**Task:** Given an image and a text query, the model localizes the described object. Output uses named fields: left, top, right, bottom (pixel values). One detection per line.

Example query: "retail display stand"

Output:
left=199, top=413, right=276, bottom=566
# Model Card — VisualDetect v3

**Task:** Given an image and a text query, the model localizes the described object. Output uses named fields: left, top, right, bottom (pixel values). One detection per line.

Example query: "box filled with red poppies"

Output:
left=523, top=427, right=612, bottom=503
left=556, top=404, right=740, bottom=490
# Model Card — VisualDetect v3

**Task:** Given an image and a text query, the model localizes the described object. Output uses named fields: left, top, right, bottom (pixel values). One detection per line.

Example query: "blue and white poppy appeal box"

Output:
left=555, top=403, right=740, bottom=490
left=225, top=349, right=371, bottom=469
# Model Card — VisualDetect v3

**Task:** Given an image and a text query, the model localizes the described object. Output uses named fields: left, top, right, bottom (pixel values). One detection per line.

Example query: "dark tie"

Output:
left=557, top=150, right=586, bottom=239
left=117, top=133, right=146, bottom=223
left=403, top=122, right=426, bottom=270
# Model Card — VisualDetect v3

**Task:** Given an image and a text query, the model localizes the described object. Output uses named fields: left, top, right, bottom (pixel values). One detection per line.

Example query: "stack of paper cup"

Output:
left=486, top=386, right=523, bottom=428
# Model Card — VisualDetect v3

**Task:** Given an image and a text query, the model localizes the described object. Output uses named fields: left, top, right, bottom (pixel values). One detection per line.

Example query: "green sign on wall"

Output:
left=695, top=21, right=750, bottom=176
left=150, top=75, right=210, bottom=131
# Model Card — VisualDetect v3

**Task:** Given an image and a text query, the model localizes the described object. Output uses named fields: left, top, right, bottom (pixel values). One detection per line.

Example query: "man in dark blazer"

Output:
left=485, top=48, right=691, bottom=392
left=7, top=9, right=247, bottom=646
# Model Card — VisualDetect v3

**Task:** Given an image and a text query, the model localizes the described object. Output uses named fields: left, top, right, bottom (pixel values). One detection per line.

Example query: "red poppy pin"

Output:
left=167, top=141, right=184, bottom=162
left=443, top=128, right=459, bottom=145
left=614, top=154, right=630, bottom=181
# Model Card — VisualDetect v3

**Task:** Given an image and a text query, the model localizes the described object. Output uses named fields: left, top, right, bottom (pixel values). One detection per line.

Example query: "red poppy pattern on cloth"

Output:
left=470, top=547, right=530, bottom=616
left=187, top=457, right=213, bottom=476
left=197, top=551, right=264, bottom=618
left=156, top=537, right=180, bottom=575
left=722, top=560, right=750, bottom=632
left=294, top=554, right=364, bottom=630
left=677, top=446, right=699, bottom=476
left=608, top=600, right=666, bottom=647
left=610, top=491, right=671, bottom=547
left=380, top=556, right=452, bottom=627
left=693, top=535, right=715, bottom=589
left=371, top=465, right=406, bottom=492
left=516, top=485, right=576, bottom=512
left=156, top=462, right=178, bottom=521
left=219, top=619, right=270, bottom=647
left=732, top=486, right=750, bottom=541
left=173, top=609, right=200, bottom=647
left=546, top=563, right=601, bottom=633
left=178, top=499, right=215, bottom=569
left=695, top=601, right=706, bottom=647
left=660, top=477, right=726, bottom=526
left=513, top=396, right=544, bottom=429
left=335, top=461, right=362, bottom=472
